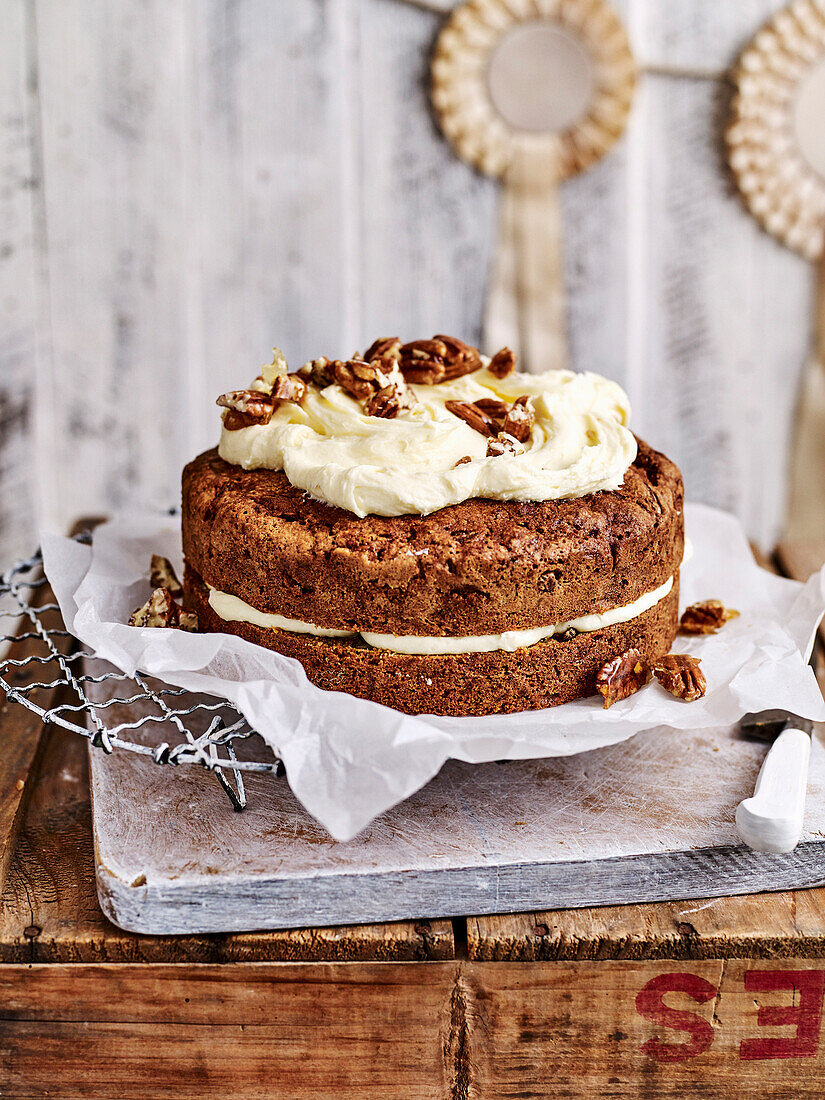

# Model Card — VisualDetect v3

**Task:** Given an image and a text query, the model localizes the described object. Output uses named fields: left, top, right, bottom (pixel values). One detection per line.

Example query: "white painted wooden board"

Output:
left=86, top=666, right=825, bottom=934
left=0, top=0, right=38, bottom=568
left=2, top=0, right=816, bottom=560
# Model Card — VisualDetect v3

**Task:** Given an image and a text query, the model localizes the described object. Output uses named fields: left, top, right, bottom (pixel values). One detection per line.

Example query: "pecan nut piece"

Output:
left=270, top=373, right=307, bottom=405
left=216, top=389, right=276, bottom=426
left=297, top=356, right=336, bottom=388
left=474, top=398, right=509, bottom=421
left=502, top=395, right=535, bottom=443
left=129, top=587, right=179, bottom=629
left=363, top=337, right=402, bottom=363
left=653, top=654, right=706, bottom=701
left=260, top=346, right=289, bottom=390
left=149, top=554, right=182, bottom=598
left=445, top=400, right=497, bottom=437
left=436, top=334, right=483, bottom=380
left=595, top=648, right=651, bottom=709
left=129, top=587, right=199, bottom=632
left=333, top=359, right=380, bottom=401
left=177, top=608, right=200, bottom=633
left=366, top=385, right=401, bottom=419
left=489, top=347, right=516, bottom=378
left=399, top=339, right=448, bottom=385
left=679, top=600, right=739, bottom=635
left=486, top=432, right=522, bottom=457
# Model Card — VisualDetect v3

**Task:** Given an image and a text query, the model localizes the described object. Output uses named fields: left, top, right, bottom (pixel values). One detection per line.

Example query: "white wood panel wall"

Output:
left=0, top=0, right=815, bottom=567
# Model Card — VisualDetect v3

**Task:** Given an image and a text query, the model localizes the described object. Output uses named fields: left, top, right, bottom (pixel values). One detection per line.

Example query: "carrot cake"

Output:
left=181, top=337, right=684, bottom=716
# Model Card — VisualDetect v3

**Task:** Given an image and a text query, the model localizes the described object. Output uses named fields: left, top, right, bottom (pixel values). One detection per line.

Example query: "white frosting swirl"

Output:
left=218, top=365, right=636, bottom=518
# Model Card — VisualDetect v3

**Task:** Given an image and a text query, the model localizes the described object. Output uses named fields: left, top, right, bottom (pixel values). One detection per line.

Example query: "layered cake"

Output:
left=182, top=337, right=684, bottom=716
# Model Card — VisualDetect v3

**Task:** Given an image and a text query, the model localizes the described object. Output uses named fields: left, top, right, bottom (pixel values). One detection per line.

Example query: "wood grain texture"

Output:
left=85, top=652, right=825, bottom=932
left=467, top=526, right=825, bottom=966
left=0, top=961, right=458, bottom=1100
left=468, top=891, right=825, bottom=961
left=0, top=0, right=810, bottom=554
left=0, top=0, right=37, bottom=567
left=642, top=0, right=791, bottom=72
left=32, top=0, right=192, bottom=529
left=0, top=706, right=453, bottom=963
left=629, top=70, right=811, bottom=546
left=7, top=959, right=825, bottom=1098
left=0, top=525, right=104, bottom=893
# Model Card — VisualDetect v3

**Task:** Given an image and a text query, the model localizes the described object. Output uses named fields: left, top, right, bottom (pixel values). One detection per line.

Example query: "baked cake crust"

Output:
left=182, top=439, right=683, bottom=636
left=185, top=565, right=679, bottom=717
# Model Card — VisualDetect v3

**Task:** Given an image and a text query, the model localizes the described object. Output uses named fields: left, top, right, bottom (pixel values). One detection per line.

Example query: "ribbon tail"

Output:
left=485, top=136, right=568, bottom=373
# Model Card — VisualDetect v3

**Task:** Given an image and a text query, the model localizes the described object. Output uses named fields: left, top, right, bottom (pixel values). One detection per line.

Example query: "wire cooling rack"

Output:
left=0, top=534, right=283, bottom=810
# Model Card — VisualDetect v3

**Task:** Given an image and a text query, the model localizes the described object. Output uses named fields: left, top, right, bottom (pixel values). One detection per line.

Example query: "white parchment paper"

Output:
left=42, top=503, right=825, bottom=840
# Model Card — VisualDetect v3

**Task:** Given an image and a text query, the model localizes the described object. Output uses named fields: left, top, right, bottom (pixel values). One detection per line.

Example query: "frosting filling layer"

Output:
left=206, top=573, right=675, bottom=656
left=218, top=364, right=637, bottom=517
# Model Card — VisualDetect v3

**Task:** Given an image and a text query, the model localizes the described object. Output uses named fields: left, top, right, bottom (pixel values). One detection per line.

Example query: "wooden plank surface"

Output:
left=0, top=0, right=38, bottom=566
left=89, top=710, right=825, bottom=934
left=6, top=958, right=825, bottom=1098
left=0, top=961, right=459, bottom=1100
left=6, top=653, right=825, bottom=965
left=467, top=536, right=825, bottom=966
left=467, top=891, right=825, bottom=961
left=0, top=0, right=810, bottom=552
left=0, top=572, right=78, bottom=890
left=0, top=702, right=454, bottom=963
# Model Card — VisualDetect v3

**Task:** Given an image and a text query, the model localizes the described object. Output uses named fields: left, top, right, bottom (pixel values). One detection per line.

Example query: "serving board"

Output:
left=86, top=664, right=825, bottom=935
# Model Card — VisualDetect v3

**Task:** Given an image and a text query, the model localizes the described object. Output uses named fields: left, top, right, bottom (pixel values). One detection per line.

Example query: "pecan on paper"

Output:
left=595, top=648, right=651, bottom=709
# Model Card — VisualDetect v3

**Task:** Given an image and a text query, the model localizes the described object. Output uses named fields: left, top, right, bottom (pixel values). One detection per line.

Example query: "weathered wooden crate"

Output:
left=3, top=542, right=825, bottom=1097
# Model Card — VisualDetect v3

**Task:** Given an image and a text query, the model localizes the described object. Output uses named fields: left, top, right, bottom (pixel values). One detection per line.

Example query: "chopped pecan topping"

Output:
left=129, top=586, right=199, bottom=631
left=454, top=455, right=472, bottom=466
left=653, top=654, right=706, bottom=701
left=489, top=347, right=516, bottom=378
left=261, top=346, right=289, bottom=390
left=595, top=648, right=651, bottom=709
left=297, top=356, right=336, bottom=388
left=331, top=356, right=413, bottom=417
left=395, top=335, right=482, bottom=384
left=129, top=588, right=178, bottom=629
left=679, top=600, right=739, bottom=635
left=486, top=433, right=522, bottom=457
left=398, top=339, right=449, bottom=384
left=363, top=337, right=401, bottom=362
left=333, top=358, right=380, bottom=402
left=502, top=395, right=534, bottom=443
left=444, top=400, right=497, bottom=437
left=366, top=385, right=401, bottom=419
left=271, top=373, right=307, bottom=405
left=177, top=608, right=200, bottom=633
left=436, top=335, right=483, bottom=380
left=447, top=393, right=535, bottom=447
left=474, top=398, right=510, bottom=419
left=149, top=554, right=182, bottom=598
left=216, top=389, right=276, bottom=427
left=218, top=374, right=306, bottom=430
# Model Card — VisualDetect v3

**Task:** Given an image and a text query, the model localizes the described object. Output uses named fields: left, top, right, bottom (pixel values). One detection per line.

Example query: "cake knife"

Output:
left=735, top=710, right=814, bottom=854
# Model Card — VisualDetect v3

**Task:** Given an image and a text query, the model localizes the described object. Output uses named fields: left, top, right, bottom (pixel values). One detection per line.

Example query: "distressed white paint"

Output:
left=0, top=0, right=816, bottom=557
left=87, top=680, right=825, bottom=931
left=0, top=0, right=38, bottom=566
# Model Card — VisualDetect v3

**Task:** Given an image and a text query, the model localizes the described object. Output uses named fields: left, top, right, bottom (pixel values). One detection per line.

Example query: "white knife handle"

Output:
left=736, top=728, right=811, bottom=854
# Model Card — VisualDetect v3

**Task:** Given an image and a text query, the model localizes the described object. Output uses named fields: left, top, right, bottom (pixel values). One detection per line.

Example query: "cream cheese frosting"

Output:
left=217, top=363, right=637, bottom=518
left=207, top=573, right=674, bottom=656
